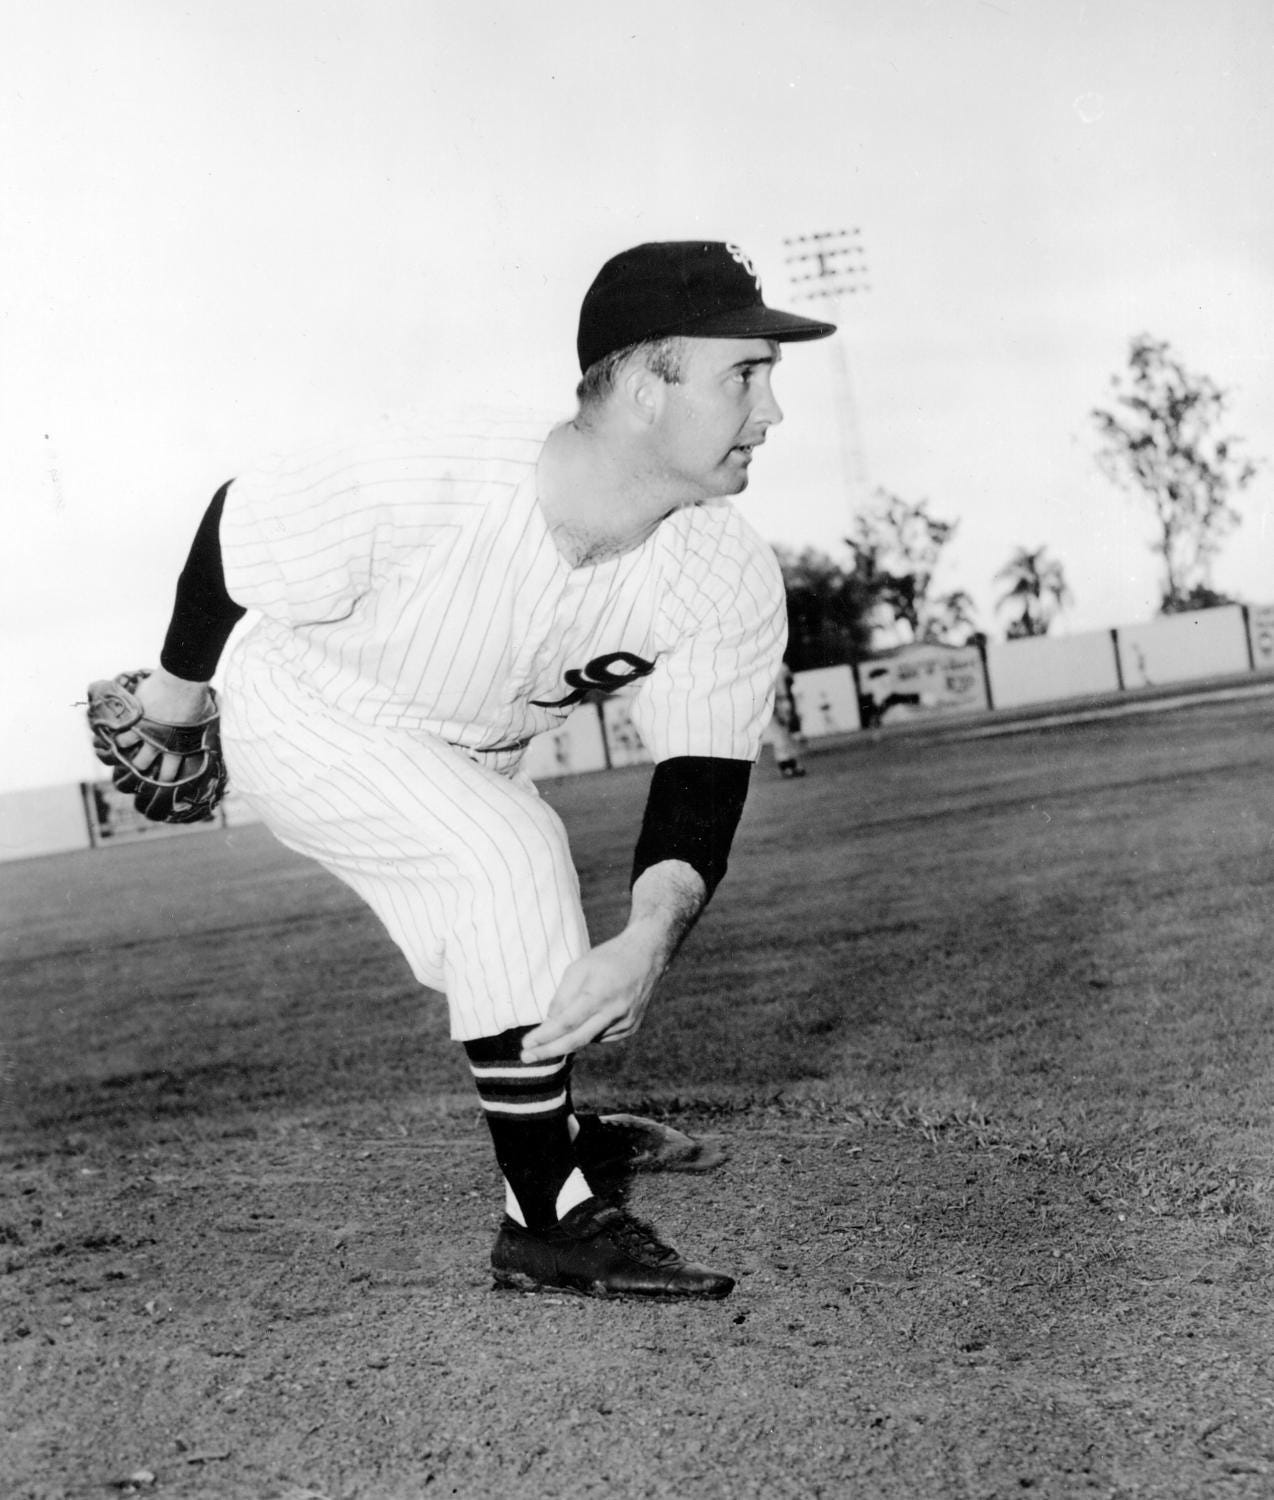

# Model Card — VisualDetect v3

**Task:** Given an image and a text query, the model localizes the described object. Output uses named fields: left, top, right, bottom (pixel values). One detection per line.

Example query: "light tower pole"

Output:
left=784, top=229, right=871, bottom=528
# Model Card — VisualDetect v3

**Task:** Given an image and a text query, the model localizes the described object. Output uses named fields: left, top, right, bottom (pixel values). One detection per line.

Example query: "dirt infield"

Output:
left=3, top=696, right=1273, bottom=1498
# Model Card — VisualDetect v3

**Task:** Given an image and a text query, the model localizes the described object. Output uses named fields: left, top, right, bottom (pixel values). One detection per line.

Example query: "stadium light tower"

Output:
left=784, top=228, right=871, bottom=526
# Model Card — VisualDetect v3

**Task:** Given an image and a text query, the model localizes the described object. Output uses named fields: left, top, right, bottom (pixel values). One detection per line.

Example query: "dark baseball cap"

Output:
left=577, top=240, right=837, bottom=373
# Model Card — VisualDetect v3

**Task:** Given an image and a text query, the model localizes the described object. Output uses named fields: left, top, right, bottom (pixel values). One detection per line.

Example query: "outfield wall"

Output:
left=4, top=602, right=1272, bottom=862
left=1115, top=606, right=1252, bottom=689
left=1250, top=604, right=1274, bottom=671
left=985, top=630, right=1121, bottom=709
left=986, top=605, right=1263, bottom=710
left=0, top=784, right=92, bottom=862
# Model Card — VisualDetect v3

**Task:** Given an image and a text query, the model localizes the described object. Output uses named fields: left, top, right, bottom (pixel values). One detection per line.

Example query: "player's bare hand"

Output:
left=134, top=667, right=215, bottom=724
left=125, top=670, right=216, bottom=784
left=521, top=862, right=707, bottom=1060
left=520, top=927, right=666, bottom=1061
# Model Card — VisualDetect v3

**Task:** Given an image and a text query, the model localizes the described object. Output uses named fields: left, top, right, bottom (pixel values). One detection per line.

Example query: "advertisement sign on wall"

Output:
left=855, top=643, right=988, bottom=727
left=789, top=665, right=861, bottom=738
left=1247, top=604, right=1274, bottom=672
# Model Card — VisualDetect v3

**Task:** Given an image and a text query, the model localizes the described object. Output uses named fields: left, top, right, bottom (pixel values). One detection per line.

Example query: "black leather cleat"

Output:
left=572, top=1112, right=728, bottom=1178
left=491, top=1200, right=735, bottom=1300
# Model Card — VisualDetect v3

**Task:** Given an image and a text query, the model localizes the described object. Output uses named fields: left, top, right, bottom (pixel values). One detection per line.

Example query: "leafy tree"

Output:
left=995, top=546, right=1072, bottom=638
left=774, top=491, right=976, bottom=669
left=923, top=588, right=980, bottom=646
left=773, top=545, right=875, bottom=671
left=848, top=490, right=974, bottom=644
left=1092, top=335, right=1259, bottom=613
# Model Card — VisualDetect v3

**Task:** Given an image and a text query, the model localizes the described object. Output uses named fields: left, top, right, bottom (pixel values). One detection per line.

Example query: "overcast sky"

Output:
left=4, top=0, right=1272, bottom=794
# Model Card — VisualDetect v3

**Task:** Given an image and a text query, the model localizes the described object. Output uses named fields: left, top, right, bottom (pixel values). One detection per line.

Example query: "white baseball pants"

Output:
left=221, top=651, right=590, bottom=1040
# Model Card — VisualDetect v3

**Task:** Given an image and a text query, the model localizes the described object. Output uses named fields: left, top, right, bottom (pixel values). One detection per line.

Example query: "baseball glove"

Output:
left=86, top=670, right=228, bottom=824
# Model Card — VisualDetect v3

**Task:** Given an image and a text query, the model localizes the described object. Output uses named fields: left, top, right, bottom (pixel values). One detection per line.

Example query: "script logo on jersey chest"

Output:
left=530, top=651, right=655, bottom=709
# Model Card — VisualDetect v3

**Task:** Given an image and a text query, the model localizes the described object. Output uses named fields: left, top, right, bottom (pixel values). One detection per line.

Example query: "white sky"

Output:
left=3, top=0, right=1272, bottom=793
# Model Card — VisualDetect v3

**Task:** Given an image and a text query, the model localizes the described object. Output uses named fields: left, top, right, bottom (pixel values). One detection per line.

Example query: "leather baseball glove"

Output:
left=86, top=670, right=228, bottom=824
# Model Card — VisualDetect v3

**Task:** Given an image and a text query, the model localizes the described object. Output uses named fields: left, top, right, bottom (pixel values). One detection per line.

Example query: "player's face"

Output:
left=652, top=337, right=784, bottom=501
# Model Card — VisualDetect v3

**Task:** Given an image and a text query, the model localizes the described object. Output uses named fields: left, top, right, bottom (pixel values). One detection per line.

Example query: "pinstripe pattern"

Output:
left=221, top=655, right=589, bottom=1039
left=217, top=416, right=787, bottom=1037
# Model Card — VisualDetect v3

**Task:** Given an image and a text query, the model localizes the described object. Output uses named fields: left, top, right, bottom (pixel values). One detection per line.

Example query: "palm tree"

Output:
left=995, top=547, right=1072, bottom=638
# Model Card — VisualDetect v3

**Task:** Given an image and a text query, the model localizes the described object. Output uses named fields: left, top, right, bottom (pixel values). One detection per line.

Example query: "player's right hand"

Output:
left=521, top=859, right=708, bottom=1060
left=520, top=925, right=666, bottom=1061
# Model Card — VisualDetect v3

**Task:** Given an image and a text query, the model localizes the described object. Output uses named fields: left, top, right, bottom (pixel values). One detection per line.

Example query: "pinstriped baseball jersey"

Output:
left=218, top=416, right=787, bottom=771
left=215, top=414, right=786, bottom=1038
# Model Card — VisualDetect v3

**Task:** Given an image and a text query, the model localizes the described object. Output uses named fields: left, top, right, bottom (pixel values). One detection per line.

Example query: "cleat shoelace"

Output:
left=594, top=1208, right=680, bottom=1267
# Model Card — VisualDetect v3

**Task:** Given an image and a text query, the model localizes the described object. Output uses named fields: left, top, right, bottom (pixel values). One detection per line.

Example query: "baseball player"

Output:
left=766, top=660, right=807, bottom=777
left=106, top=241, right=834, bottom=1300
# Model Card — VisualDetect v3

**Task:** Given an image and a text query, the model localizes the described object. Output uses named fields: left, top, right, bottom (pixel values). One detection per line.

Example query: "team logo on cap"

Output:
left=725, top=243, right=761, bottom=289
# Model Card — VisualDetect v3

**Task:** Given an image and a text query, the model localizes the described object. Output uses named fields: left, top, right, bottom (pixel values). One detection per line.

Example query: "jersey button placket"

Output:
left=506, top=568, right=571, bottom=705
left=534, top=560, right=610, bottom=699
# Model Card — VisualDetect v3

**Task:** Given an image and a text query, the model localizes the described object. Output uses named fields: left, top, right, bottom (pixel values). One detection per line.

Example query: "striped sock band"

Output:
left=463, top=1026, right=592, bottom=1229
left=465, top=1057, right=570, bottom=1117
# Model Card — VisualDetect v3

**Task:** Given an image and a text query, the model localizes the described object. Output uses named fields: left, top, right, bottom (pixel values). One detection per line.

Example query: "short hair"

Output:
left=575, top=335, right=686, bottom=412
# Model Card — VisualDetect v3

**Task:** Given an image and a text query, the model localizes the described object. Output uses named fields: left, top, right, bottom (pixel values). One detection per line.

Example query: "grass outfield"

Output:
left=2, top=695, right=1272, bottom=1498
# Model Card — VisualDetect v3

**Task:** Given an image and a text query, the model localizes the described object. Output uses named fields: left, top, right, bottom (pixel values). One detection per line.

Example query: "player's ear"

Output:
left=619, top=358, right=663, bottom=427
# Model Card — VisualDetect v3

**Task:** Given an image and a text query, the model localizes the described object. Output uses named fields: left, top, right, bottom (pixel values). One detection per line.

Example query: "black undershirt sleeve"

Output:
left=630, top=755, right=753, bottom=901
left=159, top=482, right=247, bottom=683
